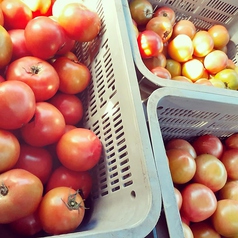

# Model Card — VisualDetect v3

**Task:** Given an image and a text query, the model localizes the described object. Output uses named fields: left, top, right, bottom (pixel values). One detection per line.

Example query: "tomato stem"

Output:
left=0, top=183, right=8, bottom=196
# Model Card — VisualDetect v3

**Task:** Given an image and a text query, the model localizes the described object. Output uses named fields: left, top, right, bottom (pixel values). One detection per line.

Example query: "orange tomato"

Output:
left=182, top=58, right=204, bottom=81
left=153, top=6, right=176, bottom=25
left=172, top=19, right=196, bottom=39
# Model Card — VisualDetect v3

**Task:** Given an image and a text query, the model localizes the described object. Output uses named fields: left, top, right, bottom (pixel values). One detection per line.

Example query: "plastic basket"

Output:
left=0, top=0, right=162, bottom=237
left=146, top=87, right=238, bottom=238
left=122, top=0, right=238, bottom=99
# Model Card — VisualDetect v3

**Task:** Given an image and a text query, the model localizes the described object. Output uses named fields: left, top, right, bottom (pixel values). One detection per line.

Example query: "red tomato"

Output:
left=39, top=187, right=85, bottom=235
left=8, top=29, right=32, bottom=61
left=137, top=30, right=164, bottom=58
left=24, top=16, right=65, bottom=60
left=219, top=180, right=238, bottom=201
left=129, top=0, right=153, bottom=26
left=6, top=56, right=60, bottom=102
left=190, top=220, right=221, bottom=238
left=0, top=0, right=32, bottom=30
left=58, top=3, right=101, bottom=42
left=9, top=208, right=42, bottom=236
left=165, top=138, right=197, bottom=158
left=211, top=199, right=238, bottom=237
left=220, top=149, right=238, bottom=180
left=0, top=80, right=35, bottom=130
left=192, top=134, right=223, bottom=159
left=21, top=0, right=51, bottom=15
left=193, top=154, right=227, bottom=192
left=45, top=166, right=92, bottom=199
left=166, top=149, right=196, bottom=184
left=14, top=143, right=53, bottom=184
left=143, top=53, right=167, bottom=70
left=180, top=183, right=217, bottom=222
left=0, top=129, right=20, bottom=173
left=225, top=133, right=238, bottom=149
left=21, top=102, right=66, bottom=147
left=52, top=57, right=91, bottom=94
left=153, top=6, right=176, bottom=25
left=48, top=92, right=84, bottom=126
left=56, top=128, right=102, bottom=171
left=0, top=169, right=43, bottom=223
left=151, top=66, right=171, bottom=79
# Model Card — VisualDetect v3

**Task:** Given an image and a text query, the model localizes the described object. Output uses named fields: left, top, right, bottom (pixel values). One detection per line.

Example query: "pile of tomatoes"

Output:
left=0, top=0, right=102, bottom=236
left=129, top=0, right=238, bottom=90
left=165, top=134, right=238, bottom=237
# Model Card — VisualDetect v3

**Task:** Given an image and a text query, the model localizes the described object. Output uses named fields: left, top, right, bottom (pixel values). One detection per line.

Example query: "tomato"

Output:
left=180, top=183, right=217, bottom=222
left=6, top=56, right=59, bottom=102
left=168, top=34, right=194, bottom=63
left=165, top=59, right=182, bottom=78
left=194, top=78, right=213, bottom=86
left=172, top=20, right=196, bottom=39
left=192, top=30, right=214, bottom=57
left=174, top=187, right=182, bottom=210
left=0, top=169, right=43, bottom=223
left=219, top=180, right=238, bottom=201
left=1, top=0, right=32, bottom=30
left=137, top=30, right=164, bottom=58
left=52, top=57, right=91, bottom=94
left=182, top=222, right=194, bottom=238
left=192, top=134, right=223, bottom=159
left=14, top=143, right=53, bottom=184
left=39, top=187, right=85, bottom=235
left=9, top=208, right=42, bottom=236
left=166, top=149, right=196, bottom=184
left=0, top=25, right=13, bottom=69
left=48, top=92, right=83, bottom=126
left=182, top=59, right=205, bottom=82
left=193, top=154, right=227, bottom=192
left=21, top=0, right=51, bottom=15
left=172, top=75, right=193, bottom=83
left=0, top=7, right=4, bottom=26
left=58, top=3, right=101, bottom=42
left=211, top=199, right=238, bottom=237
left=25, top=16, right=65, bottom=60
left=56, top=128, right=102, bottom=171
left=220, top=149, right=238, bottom=180
left=190, top=220, right=221, bottom=238
left=45, top=166, right=92, bottom=199
left=165, top=138, right=197, bottom=158
left=62, top=51, right=78, bottom=62
left=8, top=29, right=32, bottom=62
left=225, top=133, right=238, bottom=149
left=0, top=129, right=20, bottom=173
left=21, top=102, right=66, bottom=147
left=204, top=50, right=228, bottom=75
left=153, top=6, right=176, bottom=25
left=0, top=80, right=35, bottom=130
left=129, top=0, right=153, bottom=26
left=208, top=24, right=230, bottom=49
left=151, top=66, right=171, bottom=79
left=146, top=16, right=173, bottom=43
left=143, top=53, right=167, bottom=70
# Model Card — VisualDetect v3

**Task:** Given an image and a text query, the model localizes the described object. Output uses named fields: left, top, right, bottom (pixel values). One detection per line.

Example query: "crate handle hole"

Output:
left=131, top=190, right=136, bottom=198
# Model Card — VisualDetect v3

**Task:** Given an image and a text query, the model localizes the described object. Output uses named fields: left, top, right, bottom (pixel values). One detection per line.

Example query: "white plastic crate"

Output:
left=146, top=87, right=238, bottom=238
left=122, top=0, right=238, bottom=99
left=0, top=0, right=162, bottom=237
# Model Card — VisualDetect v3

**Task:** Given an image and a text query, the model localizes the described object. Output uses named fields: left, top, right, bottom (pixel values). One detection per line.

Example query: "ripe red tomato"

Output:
left=192, top=134, right=223, bottom=159
left=193, top=154, right=227, bottom=192
left=0, top=80, right=36, bottom=130
left=58, top=3, right=101, bottom=42
left=24, top=16, right=65, bottom=59
left=220, top=148, right=238, bottom=180
left=165, top=138, right=197, bottom=158
left=153, top=6, right=176, bottom=25
left=52, top=57, right=91, bottom=94
left=180, top=183, right=217, bottom=222
left=137, top=30, right=164, bottom=58
left=39, top=187, right=85, bottom=235
left=0, top=0, right=32, bottom=30
left=14, top=143, right=53, bottom=184
left=8, top=29, right=32, bottom=61
left=45, top=166, right=92, bottom=199
left=56, top=128, right=102, bottom=171
left=219, top=180, right=238, bottom=201
left=0, top=168, right=43, bottom=223
left=0, top=129, right=20, bottom=173
left=9, top=208, right=42, bottom=236
left=48, top=92, right=84, bottom=126
left=21, top=102, right=66, bottom=147
left=6, top=56, right=59, bottom=102
left=211, top=199, right=238, bottom=237
left=225, top=133, right=238, bottom=149
left=166, top=149, right=196, bottom=184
